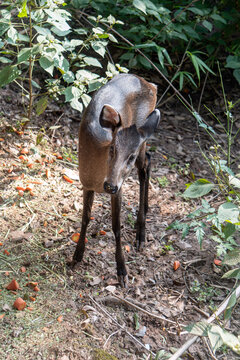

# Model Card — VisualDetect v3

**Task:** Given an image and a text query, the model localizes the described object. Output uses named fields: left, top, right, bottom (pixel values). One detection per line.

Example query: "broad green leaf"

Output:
left=0, top=65, right=21, bottom=87
left=31, top=80, right=41, bottom=89
left=223, top=249, right=240, bottom=266
left=188, top=7, right=204, bottom=16
left=183, top=25, right=200, bottom=40
left=222, top=268, right=240, bottom=279
left=55, top=57, right=69, bottom=74
left=208, top=325, right=224, bottom=353
left=138, top=55, right=152, bottom=69
left=83, top=57, right=102, bottom=68
left=33, top=25, right=51, bottom=36
left=51, top=26, right=71, bottom=37
left=81, top=93, right=91, bottom=107
left=91, top=41, right=107, bottom=58
left=0, top=57, right=12, bottom=64
left=226, top=291, right=237, bottom=310
left=76, top=70, right=99, bottom=81
left=69, top=39, right=83, bottom=47
left=183, top=179, right=215, bottom=198
left=63, top=71, right=75, bottom=83
left=217, top=202, right=239, bottom=224
left=185, top=321, right=209, bottom=336
left=133, top=0, right=147, bottom=14
left=108, top=33, right=118, bottom=43
left=70, top=98, right=83, bottom=112
left=195, top=225, right=205, bottom=249
left=39, top=56, right=54, bottom=75
left=88, top=80, right=104, bottom=93
left=18, top=0, right=28, bottom=18
left=17, top=48, right=32, bottom=64
left=208, top=325, right=240, bottom=355
left=225, top=55, right=240, bottom=69
left=36, top=96, right=48, bottom=116
left=0, top=23, right=9, bottom=36
left=223, top=222, right=236, bottom=240
left=64, top=86, right=81, bottom=102
left=233, top=69, right=240, bottom=85
left=211, top=14, right=227, bottom=24
left=7, top=26, right=18, bottom=43
left=202, top=20, right=213, bottom=32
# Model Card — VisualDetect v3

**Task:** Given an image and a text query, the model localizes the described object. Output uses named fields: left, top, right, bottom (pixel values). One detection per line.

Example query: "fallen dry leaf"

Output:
left=63, top=175, right=73, bottom=184
left=173, top=260, right=181, bottom=271
left=6, top=279, right=20, bottom=291
left=13, top=298, right=26, bottom=311
left=71, top=233, right=80, bottom=243
left=125, top=245, right=130, bottom=252
left=57, top=315, right=63, bottom=322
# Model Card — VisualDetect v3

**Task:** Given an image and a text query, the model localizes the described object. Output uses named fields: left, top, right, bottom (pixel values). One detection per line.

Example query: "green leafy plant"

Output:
left=71, top=0, right=240, bottom=91
left=169, top=77, right=240, bottom=255
left=186, top=320, right=240, bottom=355
left=0, top=0, right=127, bottom=120
left=157, top=176, right=169, bottom=188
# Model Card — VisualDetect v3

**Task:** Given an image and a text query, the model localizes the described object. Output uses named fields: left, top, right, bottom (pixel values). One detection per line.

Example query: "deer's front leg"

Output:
left=136, top=146, right=151, bottom=251
left=111, top=189, right=128, bottom=287
left=73, top=189, right=94, bottom=263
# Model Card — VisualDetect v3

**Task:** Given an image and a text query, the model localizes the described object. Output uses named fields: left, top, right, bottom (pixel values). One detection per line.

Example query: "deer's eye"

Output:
left=127, top=154, right=135, bottom=165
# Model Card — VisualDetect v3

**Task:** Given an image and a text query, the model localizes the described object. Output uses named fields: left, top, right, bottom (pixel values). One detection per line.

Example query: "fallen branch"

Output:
left=111, top=292, right=186, bottom=328
left=89, top=295, right=157, bottom=357
left=169, top=284, right=240, bottom=360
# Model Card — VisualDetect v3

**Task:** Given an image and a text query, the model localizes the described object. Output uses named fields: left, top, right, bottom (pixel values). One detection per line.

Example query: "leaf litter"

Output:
left=0, top=87, right=239, bottom=360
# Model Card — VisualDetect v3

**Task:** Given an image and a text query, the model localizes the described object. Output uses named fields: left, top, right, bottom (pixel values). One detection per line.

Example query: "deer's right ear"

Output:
left=138, top=109, right=160, bottom=139
left=99, top=104, right=121, bottom=130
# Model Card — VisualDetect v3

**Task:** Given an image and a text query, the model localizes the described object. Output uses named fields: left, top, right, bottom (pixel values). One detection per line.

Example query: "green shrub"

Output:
left=0, top=0, right=127, bottom=119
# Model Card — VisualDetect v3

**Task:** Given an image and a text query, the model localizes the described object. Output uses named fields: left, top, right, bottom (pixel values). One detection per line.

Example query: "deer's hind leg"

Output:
left=135, top=143, right=151, bottom=251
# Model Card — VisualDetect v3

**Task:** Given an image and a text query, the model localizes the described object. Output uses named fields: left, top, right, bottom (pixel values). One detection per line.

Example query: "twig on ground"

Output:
left=103, top=329, right=121, bottom=349
left=168, top=284, right=240, bottom=360
left=81, top=331, right=102, bottom=341
left=89, top=294, right=157, bottom=357
left=0, top=255, right=18, bottom=274
left=203, top=337, right=218, bottom=360
left=23, top=199, right=34, bottom=214
left=111, top=292, right=186, bottom=327
left=21, top=213, right=36, bottom=232
left=192, top=305, right=210, bottom=319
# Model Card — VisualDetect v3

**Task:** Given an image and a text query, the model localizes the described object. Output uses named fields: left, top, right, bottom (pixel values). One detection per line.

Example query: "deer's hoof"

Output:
left=136, top=240, right=145, bottom=252
left=118, top=274, right=128, bottom=288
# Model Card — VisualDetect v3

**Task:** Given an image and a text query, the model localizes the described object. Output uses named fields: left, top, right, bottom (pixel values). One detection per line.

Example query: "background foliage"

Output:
left=0, top=0, right=240, bottom=118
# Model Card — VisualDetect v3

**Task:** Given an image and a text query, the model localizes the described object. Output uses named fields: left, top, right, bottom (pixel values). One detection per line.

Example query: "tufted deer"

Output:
left=72, top=74, right=160, bottom=287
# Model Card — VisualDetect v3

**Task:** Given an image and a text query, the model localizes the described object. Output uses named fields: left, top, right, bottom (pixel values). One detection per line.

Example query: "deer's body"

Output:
left=73, top=74, right=160, bottom=286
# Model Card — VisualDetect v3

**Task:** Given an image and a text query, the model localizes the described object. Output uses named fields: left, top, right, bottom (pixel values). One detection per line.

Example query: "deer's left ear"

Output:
left=100, top=104, right=121, bottom=131
left=138, top=109, right=160, bottom=139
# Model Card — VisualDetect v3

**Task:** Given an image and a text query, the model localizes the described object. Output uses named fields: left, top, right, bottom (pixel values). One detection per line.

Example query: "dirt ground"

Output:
left=0, top=82, right=239, bottom=360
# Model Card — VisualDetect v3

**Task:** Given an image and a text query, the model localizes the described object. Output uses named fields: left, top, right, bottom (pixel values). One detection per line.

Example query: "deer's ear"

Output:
left=138, top=109, right=160, bottom=139
left=100, top=104, right=121, bottom=130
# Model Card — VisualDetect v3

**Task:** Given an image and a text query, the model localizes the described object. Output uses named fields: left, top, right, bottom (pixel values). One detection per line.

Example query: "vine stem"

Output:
left=27, top=5, right=33, bottom=121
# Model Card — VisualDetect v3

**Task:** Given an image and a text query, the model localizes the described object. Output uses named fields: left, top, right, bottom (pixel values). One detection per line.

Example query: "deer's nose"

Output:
left=104, top=182, right=118, bottom=194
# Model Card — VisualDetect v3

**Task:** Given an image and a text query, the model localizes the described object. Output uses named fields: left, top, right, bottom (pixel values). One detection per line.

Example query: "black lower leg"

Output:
left=73, top=189, right=94, bottom=262
left=136, top=152, right=151, bottom=250
left=111, top=189, right=128, bottom=287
